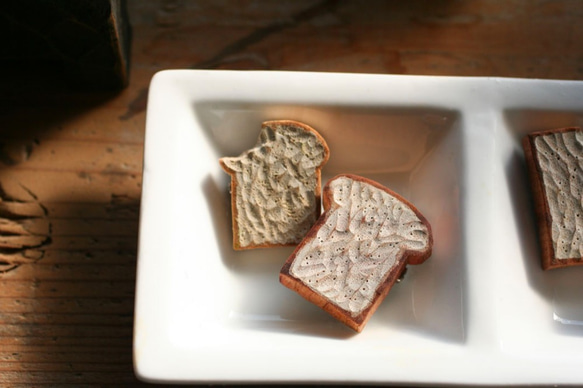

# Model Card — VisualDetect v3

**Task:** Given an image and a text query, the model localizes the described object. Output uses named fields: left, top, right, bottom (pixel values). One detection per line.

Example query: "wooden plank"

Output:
left=0, top=311, right=133, bottom=326
left=0, top=100, right=146, bottom=143
left=0, top=335, right=133, bottom=348
left=0, top=263, right=138, bottom=281
left=16, top=250, right=138, bottom=265
left=0, top=297, right=134, bottom=315
left=44, top=236, right=138, bottom=251
left=0, top=235, right=48, bottom=250
left=0, top=248, right=138, bottom=277
left=44, top=200, right=140, bottom=220
left=0, top=364, right=133, bottom=374
left=0, top=280, right=136, bottom=298
left=126, top=2, right=583, bottom=79
left=0, top=170, right=142, bottom=203
left=26, top=250, right=137, bottom=265
left=0, top=140, right=143, bottom=175
left=0, top=323, right=132, bottom=338
left=0, top=201, right=46, bottom=218
left=0, top=218, right=49, bottom=236
left=0, top=371, right=141, bottom=385
left=49, top=219, right=138, bottom=237
left=0, top=347, right=132, bottom=362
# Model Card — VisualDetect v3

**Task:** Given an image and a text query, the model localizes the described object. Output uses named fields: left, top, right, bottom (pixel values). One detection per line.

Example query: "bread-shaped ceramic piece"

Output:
left=523, top=127, right=583, bottom=270
left=219, top=120, right=329, bottom=250
left=280, top=174, right=433, bottom=332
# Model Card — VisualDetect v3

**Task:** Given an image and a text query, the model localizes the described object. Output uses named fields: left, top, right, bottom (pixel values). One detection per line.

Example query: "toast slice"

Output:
left=219, top=120, right=329, bottom=250
left=280, top=174, right=433, bottom=332
left=523, top=127, right=583, bottom=270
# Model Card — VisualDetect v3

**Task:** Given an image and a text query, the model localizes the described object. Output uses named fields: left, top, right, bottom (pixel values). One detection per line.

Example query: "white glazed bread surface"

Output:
left=523, top=127, right=583, bottom=270
left=280, top=174, right=433, bottom=332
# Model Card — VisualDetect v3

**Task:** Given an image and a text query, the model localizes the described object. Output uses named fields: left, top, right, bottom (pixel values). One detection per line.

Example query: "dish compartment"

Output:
left=197, top=102, right=466, bottom=342
left=491, top=108, right=583, bottom=356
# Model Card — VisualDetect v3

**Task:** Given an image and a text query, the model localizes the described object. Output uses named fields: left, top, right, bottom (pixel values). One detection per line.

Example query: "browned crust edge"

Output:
left=522, top=127, right=583, bottom=270
left=280, top=174, right=433, bottom=332
left=219, top=120, right=330, bottom=250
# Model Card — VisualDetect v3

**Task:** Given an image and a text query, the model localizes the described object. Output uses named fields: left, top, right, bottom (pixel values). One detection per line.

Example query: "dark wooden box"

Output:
left=0, top=0, right=131, bottom=91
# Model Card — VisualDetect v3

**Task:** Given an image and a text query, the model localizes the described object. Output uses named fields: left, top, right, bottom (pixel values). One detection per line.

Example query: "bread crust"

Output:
left=219, top=120, right=330, bottom=250
left=523, top=127, right=583, bottom=270
left=280, top=174, right=433, bottom=332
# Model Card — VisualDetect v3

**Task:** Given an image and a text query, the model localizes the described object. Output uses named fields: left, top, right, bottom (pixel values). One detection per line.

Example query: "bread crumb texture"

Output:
left=534, top=129, right=583, bottom=259
left=220, top=121, right=328, bottom=248
left=289, top=176, right=430, bottom=316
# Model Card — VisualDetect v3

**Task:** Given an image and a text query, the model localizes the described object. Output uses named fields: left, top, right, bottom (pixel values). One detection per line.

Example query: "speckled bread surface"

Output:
left=219, top=120, right=329, bottom=250
left=523, top=127, right=583, bottom=270
left=280, top=174, right=433, bottom=332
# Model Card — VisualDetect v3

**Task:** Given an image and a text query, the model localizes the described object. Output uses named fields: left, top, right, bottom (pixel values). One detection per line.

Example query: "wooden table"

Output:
left=1, top=0, right=582, bottom=386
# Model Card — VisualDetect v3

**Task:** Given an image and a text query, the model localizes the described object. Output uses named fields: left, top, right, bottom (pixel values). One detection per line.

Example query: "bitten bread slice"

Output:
left=280, top=174, right=433, bottom=332
left=523, top=127, right=583, bottom=270
left=219, top=120, right=329, bottom=250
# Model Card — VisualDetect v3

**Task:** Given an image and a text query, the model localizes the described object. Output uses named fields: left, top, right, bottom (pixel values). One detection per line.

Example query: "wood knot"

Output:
left=0, top=184, right=51, bottom=273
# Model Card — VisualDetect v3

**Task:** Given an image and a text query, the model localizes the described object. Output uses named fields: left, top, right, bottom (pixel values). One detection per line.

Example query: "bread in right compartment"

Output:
left=523, top=127, right=583, bottom=270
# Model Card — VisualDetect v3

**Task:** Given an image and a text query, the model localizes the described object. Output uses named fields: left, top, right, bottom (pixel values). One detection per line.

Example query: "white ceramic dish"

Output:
left=134, top=70, right=583, bottom=385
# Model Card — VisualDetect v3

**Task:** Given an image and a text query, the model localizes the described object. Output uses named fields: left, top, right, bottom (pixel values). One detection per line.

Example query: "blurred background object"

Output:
left=0, top=0, right=130, bottom=91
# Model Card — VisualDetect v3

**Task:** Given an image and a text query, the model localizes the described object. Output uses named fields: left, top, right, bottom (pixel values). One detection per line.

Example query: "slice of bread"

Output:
left=219, top=120, right=329, bottom=250
left=523, top=127, right=583, bottom=270
left=280, top=174, right=433, bottom=332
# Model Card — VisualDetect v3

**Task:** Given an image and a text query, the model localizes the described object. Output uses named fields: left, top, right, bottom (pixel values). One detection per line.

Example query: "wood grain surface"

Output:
left=1, top=0, right=583, bottom=386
